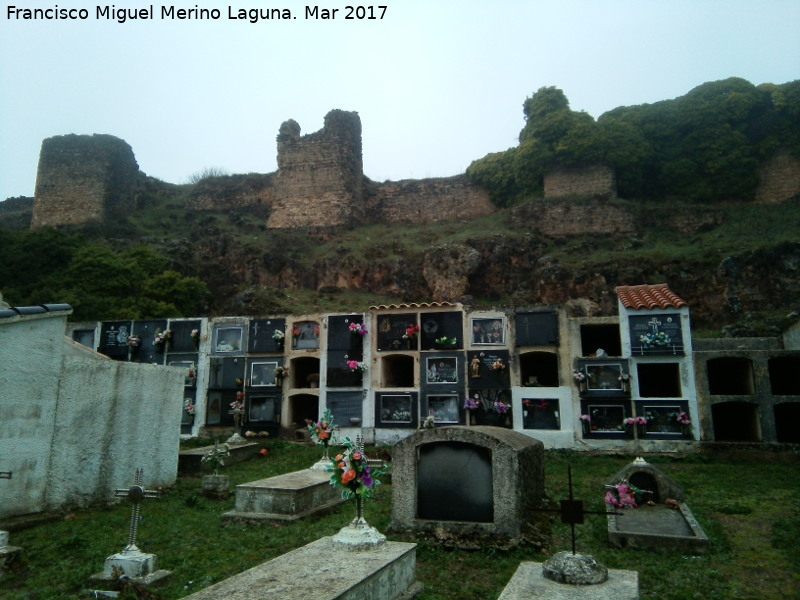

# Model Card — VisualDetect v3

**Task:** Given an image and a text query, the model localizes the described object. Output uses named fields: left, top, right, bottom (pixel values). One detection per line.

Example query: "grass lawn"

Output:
left=1, top=442, right=799, bottom=599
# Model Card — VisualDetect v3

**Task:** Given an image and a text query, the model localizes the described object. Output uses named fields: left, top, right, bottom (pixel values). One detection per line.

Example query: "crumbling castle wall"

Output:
left=31, top=134, right=141, bottom=229
left=755, top=148, right=800, bottom=204
left=543, top=164, right=616, bottom=199
left=369, top=176, right=494, bottom=224
left=267, top=110, right=364, bottom=228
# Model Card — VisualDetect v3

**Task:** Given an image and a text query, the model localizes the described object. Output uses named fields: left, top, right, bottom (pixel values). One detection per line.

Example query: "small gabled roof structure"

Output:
left=616, top=284, right=688, bottom=311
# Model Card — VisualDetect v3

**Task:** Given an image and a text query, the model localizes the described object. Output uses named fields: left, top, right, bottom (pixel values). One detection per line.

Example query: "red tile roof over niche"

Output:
left=616, top=284, right=688, bottom=310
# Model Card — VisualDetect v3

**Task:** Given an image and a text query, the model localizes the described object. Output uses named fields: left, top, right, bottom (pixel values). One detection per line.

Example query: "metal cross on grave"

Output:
left=114, top=468, right=160, bottom=552
left=538, top=466, right=621, bottom=555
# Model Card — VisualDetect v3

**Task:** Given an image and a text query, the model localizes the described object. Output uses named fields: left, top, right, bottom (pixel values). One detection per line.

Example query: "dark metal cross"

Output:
left=539, top=465, right=620, bottom=555
left=114, top=468, right=160, bottom=552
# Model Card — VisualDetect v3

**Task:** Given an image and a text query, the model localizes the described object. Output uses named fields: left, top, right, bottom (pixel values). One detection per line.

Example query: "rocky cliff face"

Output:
left=180, top=201, right=800, bottom=335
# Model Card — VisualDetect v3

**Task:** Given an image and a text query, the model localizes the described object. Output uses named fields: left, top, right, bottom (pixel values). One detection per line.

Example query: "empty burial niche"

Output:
left=579, top=324, right=621, bottom=357
left=519, top=351, right=559, bottom=387
left=712, top=401, right=761, bottom=442
left=707, top=357, right=755, bottom=395
left=768, top=356, right=800, bottom=395
left=775, top=403, right=800, bottom=443
left=289, top=393, right=319, bottom=430
left=380, top=354, right=415, bottom=388
left=637, top=363, right=682, bottom=397
left=417, top=441, right=493, bottom=522
left=291, top=357, right=321, bottom=388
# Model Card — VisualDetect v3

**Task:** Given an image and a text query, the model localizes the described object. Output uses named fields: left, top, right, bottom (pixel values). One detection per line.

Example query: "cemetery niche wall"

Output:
left=0, top=303, right=184, bottom=519
left=391, top=426, right=550, bottom=547
left=60, top=284, right=800, bottom=450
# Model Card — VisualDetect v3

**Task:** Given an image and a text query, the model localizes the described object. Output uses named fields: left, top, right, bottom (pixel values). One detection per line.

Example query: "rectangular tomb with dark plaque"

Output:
left=391, top=426, right=548, bottom=543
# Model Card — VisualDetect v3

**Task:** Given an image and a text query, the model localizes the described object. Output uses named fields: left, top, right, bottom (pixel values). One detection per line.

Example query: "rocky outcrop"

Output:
left=422, top=244, right=482, bottom=301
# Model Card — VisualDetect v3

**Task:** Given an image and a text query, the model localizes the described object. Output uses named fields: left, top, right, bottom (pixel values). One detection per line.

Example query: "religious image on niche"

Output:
left=426, top=357, right=458, bottom=384
left=471, top=318, right=504, bottom=345
left=215, top=326, right=243, bottom=352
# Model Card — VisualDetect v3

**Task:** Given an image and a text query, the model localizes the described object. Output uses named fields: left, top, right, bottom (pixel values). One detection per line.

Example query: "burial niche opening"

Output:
left=579, top=324, right=621, bottom=357
left=417, top=441, right=493, bottom=523
left=711, top=401, right=760, bottom=442
left=707, top=357, right=755, bottom=395
left=768, top=356, right=800, bottom=395
left=289, top=393, right=318, bottom=430
left=381, top=354, right=415, bottom=388
left=519, top=351, right=558, bottom=387
left=774, top=403, right=800, bottom=443
left=291, top=357, right=320, bottom=388
left=637, top=363, right=682, bottom=397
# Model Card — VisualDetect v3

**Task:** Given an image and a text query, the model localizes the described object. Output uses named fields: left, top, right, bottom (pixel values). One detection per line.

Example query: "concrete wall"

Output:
left=0, top=310, right=67, bottom=517
left=0, top=308, right=185, bottom=519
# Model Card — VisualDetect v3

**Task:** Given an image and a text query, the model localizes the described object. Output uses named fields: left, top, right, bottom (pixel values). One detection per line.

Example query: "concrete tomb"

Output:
left=180, top=536, right=421, bottom=600
left=223, top=468, right=345, bottom=522
left=605, top=457, right=709, bottom=553
left=391, top=426, right=548, bottom=545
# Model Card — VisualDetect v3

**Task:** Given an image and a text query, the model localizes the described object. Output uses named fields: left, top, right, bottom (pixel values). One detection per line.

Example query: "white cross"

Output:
left=647, top=317, right=662, bottom=333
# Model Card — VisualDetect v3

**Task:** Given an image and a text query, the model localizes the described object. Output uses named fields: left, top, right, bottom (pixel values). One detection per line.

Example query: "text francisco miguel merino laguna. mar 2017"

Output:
left=5, top=5, right=389, bottom=23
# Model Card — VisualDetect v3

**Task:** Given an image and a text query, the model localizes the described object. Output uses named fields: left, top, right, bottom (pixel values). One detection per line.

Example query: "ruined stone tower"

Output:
left=267, top=109, right=364, bottom=228
left=31, top=134, right=141, bottom=229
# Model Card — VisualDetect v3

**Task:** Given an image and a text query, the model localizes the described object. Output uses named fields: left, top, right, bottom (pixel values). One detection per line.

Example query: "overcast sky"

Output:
left=1, top=0, right=798, bottom=201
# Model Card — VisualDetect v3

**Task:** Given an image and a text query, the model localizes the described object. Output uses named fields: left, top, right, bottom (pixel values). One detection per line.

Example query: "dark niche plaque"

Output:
left=629, top=313, right=684, bottom=355
left=417, top=441, right=493, bottom=522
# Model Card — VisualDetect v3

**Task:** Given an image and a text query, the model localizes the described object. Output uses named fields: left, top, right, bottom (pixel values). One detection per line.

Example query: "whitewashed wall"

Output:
left=0, top=310, right=185, bottom=519
left=0, top=311, right=66, bottom=518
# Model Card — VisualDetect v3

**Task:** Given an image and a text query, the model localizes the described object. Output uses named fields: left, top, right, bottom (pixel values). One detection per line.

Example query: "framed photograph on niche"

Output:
left=214, top=325, right=243, bottom=353
left=250, top=361, right=278, bottom=387
left=471, top=317, right=505, bottom=345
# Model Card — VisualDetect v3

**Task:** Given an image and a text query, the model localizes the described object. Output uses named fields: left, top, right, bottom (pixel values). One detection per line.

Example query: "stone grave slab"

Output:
left=222, top=468, right=345, bottom=521
left=180, top=536, right=421, bottom=600
left=605, top=457, right=709, bottom=553
left=498, top=561, right=639, bottom=600
left=178, top=442, right=261, bottom=476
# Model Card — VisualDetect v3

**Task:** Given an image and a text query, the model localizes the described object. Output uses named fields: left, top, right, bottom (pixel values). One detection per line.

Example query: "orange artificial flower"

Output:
left=341, top=469, right=356, bottom=485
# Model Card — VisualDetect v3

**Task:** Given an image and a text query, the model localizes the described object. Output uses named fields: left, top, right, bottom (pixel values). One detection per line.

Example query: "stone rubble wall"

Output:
left=755, top=148, right=800, bottom=204
left=543, top=164, right=616, bottom=199
left=268, top=110, right=364, bottom=228
left=511, top=199, right=637, bottom=237
left=31, top=134, right=141, bottom=229
left=368, top=175, right=494, bottom=225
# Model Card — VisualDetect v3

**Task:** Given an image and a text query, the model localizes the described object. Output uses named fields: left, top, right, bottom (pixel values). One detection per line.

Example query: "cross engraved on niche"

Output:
left=115, top=468, right=160, bottom=552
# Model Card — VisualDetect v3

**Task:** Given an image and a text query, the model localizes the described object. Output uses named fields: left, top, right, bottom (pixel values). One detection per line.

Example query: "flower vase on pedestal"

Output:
left=331, top=493, right=386, bottom=551
left=309, top=442, right=331, bottom=471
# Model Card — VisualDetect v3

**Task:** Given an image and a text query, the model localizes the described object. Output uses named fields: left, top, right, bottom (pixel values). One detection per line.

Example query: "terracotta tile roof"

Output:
left=616, top=284, right=688, bottom=310
left=369, top=301, right=457, bottom=310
